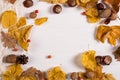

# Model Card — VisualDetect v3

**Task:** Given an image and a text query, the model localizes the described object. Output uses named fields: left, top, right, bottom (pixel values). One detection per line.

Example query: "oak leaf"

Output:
left=1, top=31, right=17, bottom=49
left=103, top=0, right=120, bottom=12
left=2, top=64, right=23, bottom=80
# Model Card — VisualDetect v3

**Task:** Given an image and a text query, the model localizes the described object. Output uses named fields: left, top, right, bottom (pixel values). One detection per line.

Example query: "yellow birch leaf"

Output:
left=1, top=10, right=17, bottom=28
left=81, top=50, right=97, bottom=71
left=35, top=17, right=48, bottom=26
left=2, top=64, right=23, bottom=80
left=17, top=25, right=33, bottom=51
left=48, top=66, right=66, bottom=80
left=16, top=17, right=26, bottom=28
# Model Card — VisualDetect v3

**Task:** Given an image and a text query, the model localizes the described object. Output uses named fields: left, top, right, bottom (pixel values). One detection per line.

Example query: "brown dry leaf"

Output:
left=1, top=10, right=17, bottom=28
left=103, top=0, right=120, bottom=12
left=1, top=31, right=17, bottom=49
left=2, top=64, right=23, bottom=80
left=35, top=17, right=48, bottom=26
left=96, top=25, right=120, bottom=46
left=20, top=67, right=42, bottom=80
left=113, top=47, right=120, bottom=61
left=21, top=67, right=37, bottom=77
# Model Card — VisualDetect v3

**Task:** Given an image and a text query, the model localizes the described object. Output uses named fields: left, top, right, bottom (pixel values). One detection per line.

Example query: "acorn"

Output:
left=23, top=0, right=33, bottom=8
left=29, top=12, right=37, bottom=19
left=3, top=54, right=17, bottom=63
left=3, top=54, right=28, bottom=65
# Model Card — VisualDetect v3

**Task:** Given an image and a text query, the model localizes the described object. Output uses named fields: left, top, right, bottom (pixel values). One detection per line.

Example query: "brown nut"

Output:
left=29, top=12, right=37, bottom=19
left=3, top=54, right=17, bottom=63
left=67, top=0, right=76, bottom=7
left=103, top=55, right=112, bottom=65
left=23, top=0, right=33, bottom=8
left=95, top=56, right=103, bottom=64
left=99, top=9, right=112, bottom=18
left=53, top=4, right=62, bottom=14
left=85, top=71, right=95, bottom=78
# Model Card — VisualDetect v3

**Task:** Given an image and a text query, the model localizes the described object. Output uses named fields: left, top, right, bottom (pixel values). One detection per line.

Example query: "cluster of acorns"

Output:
left=95, top=55, right=112, bottom=65
left=96, top=2, right=118, bottom=24
left=3, top=54, right=28, bottom=65
left=52, top=0, right=77, bottom=14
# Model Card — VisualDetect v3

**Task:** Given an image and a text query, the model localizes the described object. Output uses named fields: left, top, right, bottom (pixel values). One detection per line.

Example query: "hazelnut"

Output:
left=67, top=0, right=76, bottom=7
left=29, top=12, right=37, bottom=19
left=23, top=0, right=33, bottom=8
left=85, top=71, right=95, bottom=78
left=99, top=9, right=112, bottom=18
left=53, top=4, right=62, bottom=14
left=103, top=55, right=112, bottom=65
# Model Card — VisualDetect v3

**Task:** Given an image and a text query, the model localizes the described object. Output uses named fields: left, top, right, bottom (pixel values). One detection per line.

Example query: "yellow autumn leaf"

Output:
left=8, top=25, right=33, bottom=51
left=76, top=0, right=97, bottom=7
left=16, top=17, right=26, bottom=28
left=87, top=16, right=100, bottom=23
left=2, top=64, right=23, bottom=80
left=86, top=8, right=99, bottom=17
left=81, top=50, right=97, bottom=71
left=1, top=10, right=17, bottom=28
left=101, top=74, right=116, bottom=80
left=48, top=66, right=66, bottom=80
left=35, top=17, right=48, bottom=26
left=86, top=8, right=100, bottom=23
left=96, top=25, right=120, bottom=46
left=17, top=25, right=33, bottom=51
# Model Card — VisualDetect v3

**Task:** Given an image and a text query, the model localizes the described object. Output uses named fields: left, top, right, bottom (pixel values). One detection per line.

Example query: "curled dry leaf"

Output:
left=113, top=47, right=120, bottom=61
left=96, top=25, right=120, bottom=46
left=48, top=66, right=66, bottom=80
left=1, top=31, right=17, bottom=49
left=35, top=17, right=48, bottom=26
left=20, top=67, right=42, bottom=80
left=103, top=0, right=120, bottom=13
left=1, top=10, right=17, bottom=28
left=2, top=64, right=23, bottom=80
